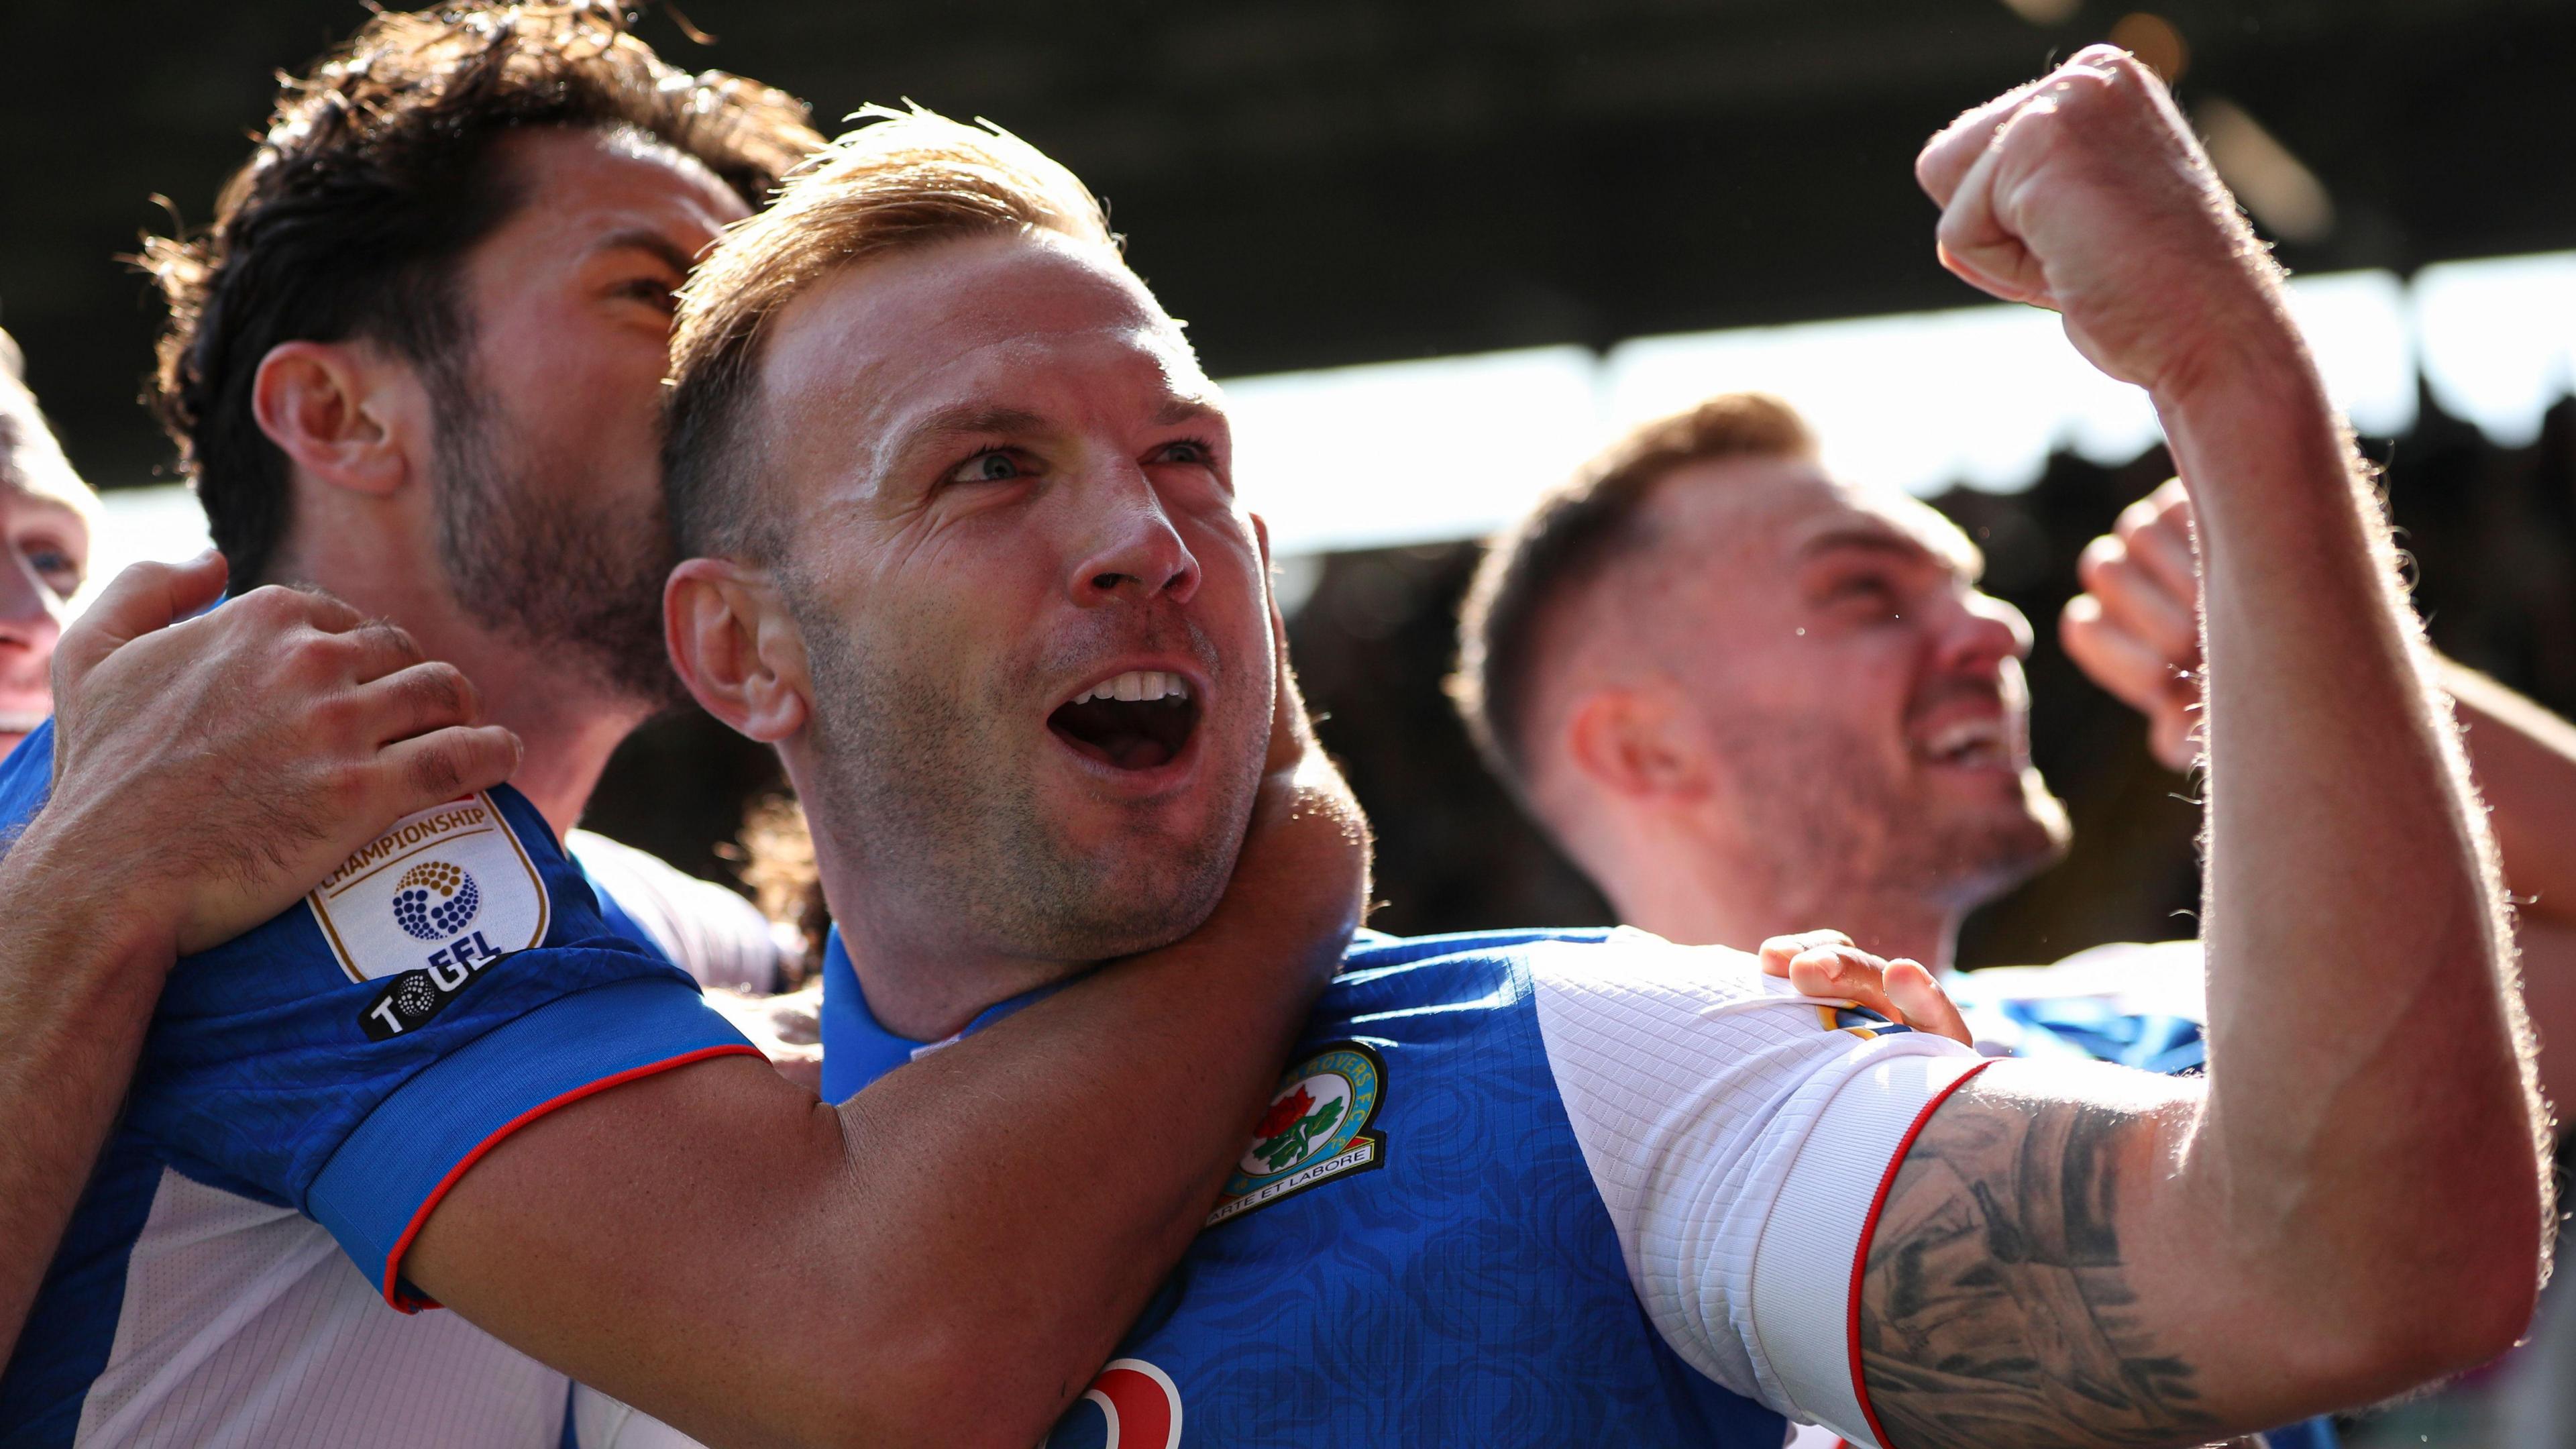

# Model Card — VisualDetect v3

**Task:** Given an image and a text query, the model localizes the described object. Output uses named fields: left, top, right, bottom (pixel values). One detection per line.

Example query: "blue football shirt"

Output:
left=822, top=924, right=1992, bottom=1447
left=0, top=720, right=757, bottom=1448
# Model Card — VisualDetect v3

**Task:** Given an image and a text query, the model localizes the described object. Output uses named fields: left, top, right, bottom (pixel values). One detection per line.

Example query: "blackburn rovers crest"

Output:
left=1208, top=1040, right=1386, bottom=1226
left=303, top=792, right=549, bottom=1039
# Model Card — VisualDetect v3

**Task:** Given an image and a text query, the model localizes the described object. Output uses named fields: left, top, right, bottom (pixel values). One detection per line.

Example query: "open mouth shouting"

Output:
left=1048, top=669, right=1202, bottom=772
left=1914, top=714, right=2012, bottom=771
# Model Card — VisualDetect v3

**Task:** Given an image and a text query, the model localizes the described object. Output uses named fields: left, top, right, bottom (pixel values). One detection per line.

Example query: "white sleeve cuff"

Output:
left=1747, top=1053, right=1994, bottom=1448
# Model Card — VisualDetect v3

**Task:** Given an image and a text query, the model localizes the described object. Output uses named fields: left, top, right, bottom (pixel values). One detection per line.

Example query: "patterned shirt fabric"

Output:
left=820, top=924, right=1990, bottom=1448
left=0, top=719, right=756, bottom=1448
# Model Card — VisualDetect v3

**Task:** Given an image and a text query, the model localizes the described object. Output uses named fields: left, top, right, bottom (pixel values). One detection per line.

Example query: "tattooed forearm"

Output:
left=1856, top=1083, right=2219, bottom=1449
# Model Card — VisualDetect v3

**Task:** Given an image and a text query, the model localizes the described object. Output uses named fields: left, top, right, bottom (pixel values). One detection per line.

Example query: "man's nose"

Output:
left=1067, top=466, right=1199, bottom=608
left=1933, top=589, right=2033, bottom=678
left=0, top=549, right=62, bottom=649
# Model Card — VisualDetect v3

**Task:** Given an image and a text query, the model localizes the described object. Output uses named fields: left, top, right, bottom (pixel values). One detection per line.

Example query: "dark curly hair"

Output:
left=136, top=1, right=820, bottom=589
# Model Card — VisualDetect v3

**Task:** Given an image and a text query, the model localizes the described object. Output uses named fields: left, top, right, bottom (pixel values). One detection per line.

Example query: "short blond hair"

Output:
left=0, top=328, right=101, bottom=525
left=663, top=105, right=1116, bottom=559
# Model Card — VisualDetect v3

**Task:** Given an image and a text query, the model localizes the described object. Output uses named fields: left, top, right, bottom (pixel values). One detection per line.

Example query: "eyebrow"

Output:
left=896, top=405, right=1053, bottom=450
left=891, top=396, right=1220, bottom=458
left=1801, top=527, right=1928, bottom=561
left=1152, top=397, right=1221, bottom=429
left=591, top=227, right=703, bottom=276
left=1801, top=526, right=1984, bottom=580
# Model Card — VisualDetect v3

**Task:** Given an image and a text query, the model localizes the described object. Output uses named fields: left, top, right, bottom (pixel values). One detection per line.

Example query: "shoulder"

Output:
left=1517, top=926, right=1775, bottom=1001
left=568, top=830, right=782, bottom=994
left=1332, top=926, right=1833, bottom=1022
left=1323, top=926, right=1624, bottom=1016
left=1322, top=926, right=1872, bottom=1065
left=1517, top=927, right=1933, bottom=1082
left=566, top=829, right=731, bottom=918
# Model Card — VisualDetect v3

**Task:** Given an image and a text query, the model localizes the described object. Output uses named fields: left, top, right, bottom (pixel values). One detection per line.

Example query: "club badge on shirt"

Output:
left=1208, top=1040, right=1387, bottom=1227
left=303, top=792, right=550, bottom=1038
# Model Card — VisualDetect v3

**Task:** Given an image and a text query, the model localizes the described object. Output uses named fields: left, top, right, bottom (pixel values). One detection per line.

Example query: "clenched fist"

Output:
left=1917, top=46, right=2296, bottom=401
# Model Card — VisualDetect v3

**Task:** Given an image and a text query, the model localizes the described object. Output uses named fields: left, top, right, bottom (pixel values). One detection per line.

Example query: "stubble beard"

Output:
left=1709, top=704, right=2072, bottom=921
left=790, top=586, right=1252, bottom=968
left=429, top=370, right=682, bottom=708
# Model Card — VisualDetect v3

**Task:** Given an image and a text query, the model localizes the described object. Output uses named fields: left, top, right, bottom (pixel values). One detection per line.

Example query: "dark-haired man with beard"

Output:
left=131, top=20, right=806, bottom=996
left=0, top=5, right=1367, bottom=1446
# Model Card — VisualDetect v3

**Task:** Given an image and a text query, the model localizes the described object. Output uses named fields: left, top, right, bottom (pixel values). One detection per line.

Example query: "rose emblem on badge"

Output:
left=1208, top=1042, right=1387, bottom=1226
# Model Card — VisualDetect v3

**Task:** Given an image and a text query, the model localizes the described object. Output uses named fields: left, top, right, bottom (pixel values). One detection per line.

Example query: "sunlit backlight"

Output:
left=2197, top=97, right=2335, bottom=246
left=1997, top=0, right=2082, bottom=23
left=2108, top=13, right=2188, bottom=83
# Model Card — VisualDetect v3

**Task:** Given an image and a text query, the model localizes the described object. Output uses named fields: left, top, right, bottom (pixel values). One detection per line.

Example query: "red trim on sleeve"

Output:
left=1845, top=1057, right=1994, bottom=1449
left=377, top=1042, right=762, bottom=1311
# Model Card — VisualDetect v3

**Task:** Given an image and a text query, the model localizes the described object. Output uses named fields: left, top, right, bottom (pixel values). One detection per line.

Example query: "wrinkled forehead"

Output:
left=757, top=231, right=1210, bottom=480
left=1647, top=455, right=1982, bottom=582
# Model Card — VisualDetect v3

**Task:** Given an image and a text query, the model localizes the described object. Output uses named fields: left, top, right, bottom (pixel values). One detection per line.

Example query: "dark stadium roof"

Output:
left=5, top=0, right=2573, bottom=484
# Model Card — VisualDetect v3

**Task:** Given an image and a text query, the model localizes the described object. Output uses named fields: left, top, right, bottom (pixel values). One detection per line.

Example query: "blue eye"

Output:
left=20, top=545, right=80, bottom=598
left=949, top=450, right=1027, bottom=485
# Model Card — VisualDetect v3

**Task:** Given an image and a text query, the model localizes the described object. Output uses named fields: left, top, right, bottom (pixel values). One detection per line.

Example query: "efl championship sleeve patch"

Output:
left=303, top=793, right=551, bottom=1038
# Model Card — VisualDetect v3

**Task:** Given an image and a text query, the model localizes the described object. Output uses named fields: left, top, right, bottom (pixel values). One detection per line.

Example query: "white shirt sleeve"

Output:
left=568, top=1384, right=714, bottom=1448
left=1525, top=930, right=1989, bottom=1448
left=568, top=829, right=788, bottom=994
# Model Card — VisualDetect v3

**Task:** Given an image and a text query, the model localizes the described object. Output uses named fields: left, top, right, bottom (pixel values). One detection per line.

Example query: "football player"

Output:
left=127, top=3, right=808, bottom=997
left=0, top=5, right=1367, bottom=1444
left=643, top=52, right=2540, bottom=1448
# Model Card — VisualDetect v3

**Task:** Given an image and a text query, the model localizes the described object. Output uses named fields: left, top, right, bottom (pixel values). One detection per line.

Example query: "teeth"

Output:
left=1922, top=718, right=2004, bottom=761
left=1075, top=671, right=1191, bottom=705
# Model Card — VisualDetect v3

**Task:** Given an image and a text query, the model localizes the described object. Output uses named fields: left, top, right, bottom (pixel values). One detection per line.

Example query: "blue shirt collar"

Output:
left=816, top=925, right=1063, bottom=1101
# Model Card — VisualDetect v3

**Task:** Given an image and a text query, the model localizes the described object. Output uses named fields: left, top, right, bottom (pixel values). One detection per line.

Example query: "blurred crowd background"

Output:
left=8, top=1, right=2576, bottom=1441
left=9, top=1, right=2571, bottom=968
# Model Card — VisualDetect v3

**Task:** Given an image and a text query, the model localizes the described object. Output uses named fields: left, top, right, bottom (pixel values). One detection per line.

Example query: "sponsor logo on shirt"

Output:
left=1061, top=1358, right=1182, bottom=1449
left=303, top=793, right=550, bottom=1038
left=1208, top=1040, right=1386, bottom=1227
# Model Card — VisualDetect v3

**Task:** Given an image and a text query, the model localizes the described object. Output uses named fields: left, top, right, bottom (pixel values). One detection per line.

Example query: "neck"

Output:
left=831, top=907, right=1083, bottom=1042
left=266, top=539, right=647, bottom=840
left=1592, top=821, right=1966, bottom=973
left=800, top=804, right=1085, bottom=1041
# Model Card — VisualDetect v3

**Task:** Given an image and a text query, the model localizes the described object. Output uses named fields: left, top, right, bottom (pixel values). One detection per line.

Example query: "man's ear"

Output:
left=1562, top=684, right=1708, bottom=802
left=665, top=557, right=810, bottom=744
left=1248, top=510, right=1285, bottom=639
left=249, top=340, right=420, bottom=498
left=1250, top=511, right=1276, bottom=575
